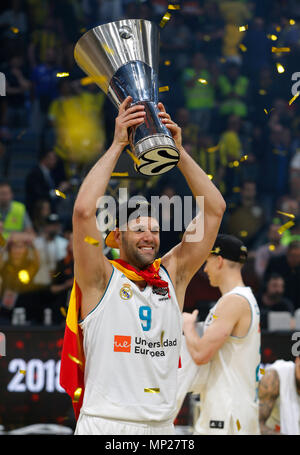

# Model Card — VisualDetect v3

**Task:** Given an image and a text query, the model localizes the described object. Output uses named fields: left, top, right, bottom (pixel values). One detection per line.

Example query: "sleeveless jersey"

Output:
left=79, top=265, right=182, bottom=423
left=194, top=286, right=261, bottom=435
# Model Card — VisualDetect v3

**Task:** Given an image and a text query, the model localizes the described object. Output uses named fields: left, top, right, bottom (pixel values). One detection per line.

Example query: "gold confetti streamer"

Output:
left=159, top=85, right=169, bottom=92
left=159, top=11, right=171, bottom=28
left=18, top=270, right=30, bottom=284
left=267, top=34, right=278, bottom=41
left=212, top=314, right=218, bottom=320
left=239, top=43, right=247, bottom=52
left=73, top=387, right=82, bottom=403
left=19, top=370, right=26, bottom=375
left=239, top=25, right=248, bottom=32
left=125, top=148, right=141, bottom=166
left=168, top=3, right=180, bottom=10
left=56, top=72, right=70, bottom=78
left=198, top=78, right=208, bottom=85
left=211, top=247, right=221, bottom=254
left=276, top=210, right=295, bottom=219
left=277, top=221, right=295, bottom=235
left=160, top=330, right=165, bottom=347
left=289, top=92, right=300, bottom=105
left=144, top=388, right=160, bottom=393
left=111, top=172, right=129, bottom=177
left=207, top=174, right=213, bottom=180
left=260, top=368, right=265, bottom=375
left=68, top=353, right=83, bottom=366
left=289, top=19, right=296, bottom=25
left=240, top=230, right=248, bottom=238
left=55, top=189, right=66, bottom=199
left=268, top=244, right=276, bottom=251
left=10, top=27, right=19, bottom=34
left=164, top=60, right=171, bottom=66
left=60, top=307, right=67, bottom=318
left=236, top=419, right=241, bottom=431
left=84, top=236, right=100, bottom=246
left=276, top=63, right=285, bottom=73
left=207, top=144, right=219, bottom=153
left=53, top=272, right=61, bottom=278
left=272, top=47, right=291, bottom=53
left=240, top=155, right=248, bottom=162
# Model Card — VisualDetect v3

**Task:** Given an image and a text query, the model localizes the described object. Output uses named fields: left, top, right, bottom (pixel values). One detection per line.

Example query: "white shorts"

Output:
left=75, top=413, right=176, bottom=435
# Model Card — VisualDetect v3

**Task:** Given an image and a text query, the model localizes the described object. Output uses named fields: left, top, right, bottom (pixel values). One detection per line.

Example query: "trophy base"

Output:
left=134, top=135, right=180, bottom=176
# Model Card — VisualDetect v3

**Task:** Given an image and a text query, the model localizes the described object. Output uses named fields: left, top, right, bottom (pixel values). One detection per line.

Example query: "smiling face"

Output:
left=115, top=216, right=160, bottom=269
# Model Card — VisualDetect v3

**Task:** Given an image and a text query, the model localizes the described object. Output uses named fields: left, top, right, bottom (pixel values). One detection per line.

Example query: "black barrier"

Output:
left=0, top=326, right=299, bottom=431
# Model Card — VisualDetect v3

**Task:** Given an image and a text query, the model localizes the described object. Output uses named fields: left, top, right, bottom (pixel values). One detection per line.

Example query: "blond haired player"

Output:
left=182, top=234, right=261, bottom=435
left=72, top=97, right=226, bottom=435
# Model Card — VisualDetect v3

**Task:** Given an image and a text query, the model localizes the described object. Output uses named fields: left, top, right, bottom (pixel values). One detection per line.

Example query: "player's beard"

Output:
left=121, top=233, right=159, bottom=270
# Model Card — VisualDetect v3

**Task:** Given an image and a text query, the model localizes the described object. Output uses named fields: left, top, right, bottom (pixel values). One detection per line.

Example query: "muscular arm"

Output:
left=159, top=106, right=225, bottom=306
left=258, top=369, right=280, bottom=435
left=73, top=97, right=146, bottom=317
left=182, top=294, right=247, bottom=364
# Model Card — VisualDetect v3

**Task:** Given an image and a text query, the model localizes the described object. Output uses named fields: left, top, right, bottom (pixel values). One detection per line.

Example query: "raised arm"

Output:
left=258, top=369, right=281, bottom=435
left=159, top=104, right=226, bottom=301
left=72, top=97, right=146, bottom=313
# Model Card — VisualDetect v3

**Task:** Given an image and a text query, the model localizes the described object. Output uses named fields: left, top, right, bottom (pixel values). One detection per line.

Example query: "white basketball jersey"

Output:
left=194, top=286, right=261, bottom=435
left=79, top=265, right=182, bottom=422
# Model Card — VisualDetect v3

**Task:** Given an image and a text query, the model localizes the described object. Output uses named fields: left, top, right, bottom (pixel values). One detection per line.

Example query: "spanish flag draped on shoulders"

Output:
left=59, top=258, right=168, bottom=419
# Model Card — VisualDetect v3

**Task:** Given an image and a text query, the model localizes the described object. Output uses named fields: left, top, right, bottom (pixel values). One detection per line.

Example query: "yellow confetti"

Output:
left=289, top=92, right=300, bottom=106
left=207, top=174, right=213, bottom=180
left=236, top=419, right=241, bottom=431
left=276, top=210, right=295, bottom=219
left=268, top=34, right=278, bottom=41
left=144, top=388, right=160, bottom=393
left=56, top=72, right=70, bottom=78
left=259, top=89, right=267, bottom=95
left=60, top=307, right=67, bottom=318
left=268, top=244, right=276, bottom=251
left=240, top=155, right=248, bottom=162
left=84, top=236, right=100, bottom=246
left=239, top=25, right=248, bottom=32
left=18, top=270, right=30, bottom=284
left=53, top=272, right=61, bottom=278
left=168, top=3, right=180, bottom=10
left=290, top=19, right=296, bottom=25
left=233, top=160, right=239, bottom=167
left=239, top=43, right=247, bottom=52
left=277, top=221, right=295, bottom=235
left=73, top=387, right=82, bottom=403
left=233, top=186, right=240, bottom=193
left=55, top=189, right=66, bottom=199
left=211, top=247, right=221, bottom=254
left=159, top=11, right=171, bottom=28
left=264, top=108, right=269, bottom=115
left=272, top=47, right=291, bottom=53
left=10, top=27, right=19, bottom=34
left=80, top=27, right=87, bottom=33
left=125, top=148, right=141, bottom=166
left=111, top=172, right=129, bottom=177
left=260, top=368, right=265, bottom=375
left=159, top=85, right=169, bottom=92
left=160, top=330, right=165, bottom=346
left=276, top=63, right=285, bottom=73
left=212, top=314, right=218, bottom=319
left=0, top=233, right=6, bottom=248
left=207, top=144, right=219, bottom=153
left=198, top=78, right=208, bottom=85
left=68, top=353, right=83, bottom=366
left=240, top=230, right=248, bottom=238
left=164, top=60, right=171, bottom=66
left=19, top=370, right=26, bottom=375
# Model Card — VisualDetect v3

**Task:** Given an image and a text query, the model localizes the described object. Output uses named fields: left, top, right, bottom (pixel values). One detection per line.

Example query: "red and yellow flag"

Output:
left=60, top=281, right=85, bottom=420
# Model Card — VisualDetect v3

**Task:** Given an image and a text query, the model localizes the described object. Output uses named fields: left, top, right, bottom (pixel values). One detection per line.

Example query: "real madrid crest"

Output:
left=120, top=284, right=133, bottom=300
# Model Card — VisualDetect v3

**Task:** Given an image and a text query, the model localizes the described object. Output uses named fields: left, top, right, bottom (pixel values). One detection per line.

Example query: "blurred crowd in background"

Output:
left=0, top=0, right=299, bottom=328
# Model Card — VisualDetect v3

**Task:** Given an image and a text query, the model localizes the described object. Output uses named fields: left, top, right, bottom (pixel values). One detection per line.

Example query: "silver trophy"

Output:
left=74, top=19, right=180, bottom=176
